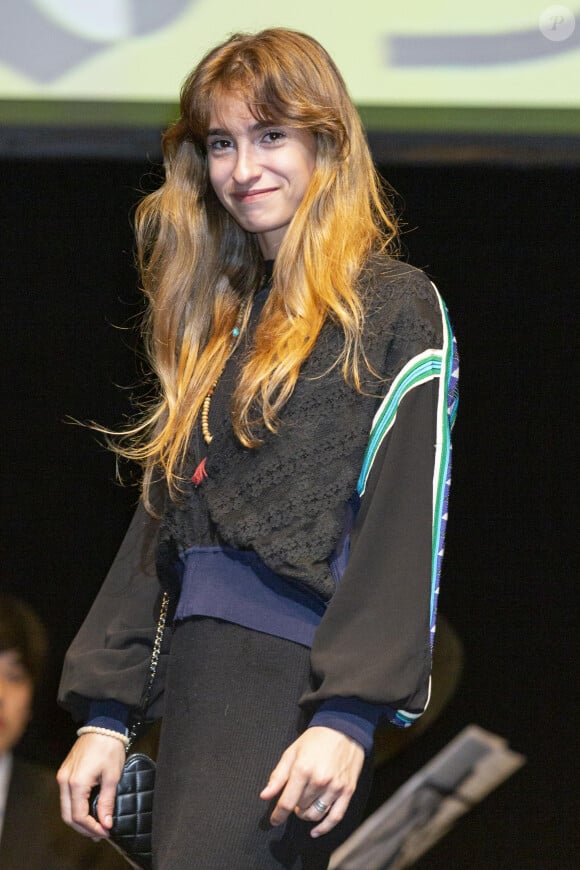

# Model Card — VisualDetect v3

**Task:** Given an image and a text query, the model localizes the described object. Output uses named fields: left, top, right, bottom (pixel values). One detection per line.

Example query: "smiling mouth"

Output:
left=233, top=188, right=278, bottom=202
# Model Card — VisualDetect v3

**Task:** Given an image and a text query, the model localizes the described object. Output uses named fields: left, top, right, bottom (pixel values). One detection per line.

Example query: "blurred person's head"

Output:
left=0, top=595, right=48, bottom=755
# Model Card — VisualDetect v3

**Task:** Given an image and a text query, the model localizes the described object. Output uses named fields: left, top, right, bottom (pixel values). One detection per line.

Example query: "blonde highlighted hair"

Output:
left=115, top=28, right=398, bottom=506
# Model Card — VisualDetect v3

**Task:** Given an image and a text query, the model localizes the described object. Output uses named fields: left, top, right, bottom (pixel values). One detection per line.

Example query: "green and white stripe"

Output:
left=357, top=285, right=456, bottom=726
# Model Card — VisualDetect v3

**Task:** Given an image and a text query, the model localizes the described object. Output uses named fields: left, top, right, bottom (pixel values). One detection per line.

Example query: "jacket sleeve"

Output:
left=302, top=287, right=458, bottom=733
left=57, top=489, right=167, bottom=723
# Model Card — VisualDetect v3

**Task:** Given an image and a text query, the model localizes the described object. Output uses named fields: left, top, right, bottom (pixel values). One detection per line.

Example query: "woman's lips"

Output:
left=233, top=187, right=277, bottom=202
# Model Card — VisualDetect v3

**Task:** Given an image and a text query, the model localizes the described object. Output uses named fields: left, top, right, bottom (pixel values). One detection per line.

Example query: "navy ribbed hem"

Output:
left=176, top=546, right=326, bottom=647
left=86, top=699, right=129, bottom=734
left=308, top=697, right=385, bottom=755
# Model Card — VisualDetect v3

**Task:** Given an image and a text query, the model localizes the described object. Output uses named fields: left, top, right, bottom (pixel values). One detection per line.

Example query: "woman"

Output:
left=57, top=28, right=458, bottom=869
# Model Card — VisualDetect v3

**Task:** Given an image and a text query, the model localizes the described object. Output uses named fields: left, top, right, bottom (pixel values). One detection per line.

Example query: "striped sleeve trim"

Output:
left=356, top=285, right=458, bottom=727
left=387, top=678, right=432, bottom=727
left=356, top=348, right=445, bottom=498
left=431, top=290, right=458, bottom=646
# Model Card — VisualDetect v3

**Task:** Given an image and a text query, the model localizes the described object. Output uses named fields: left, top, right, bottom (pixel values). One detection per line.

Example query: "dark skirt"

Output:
left=152, top=617, right=373, bottom=869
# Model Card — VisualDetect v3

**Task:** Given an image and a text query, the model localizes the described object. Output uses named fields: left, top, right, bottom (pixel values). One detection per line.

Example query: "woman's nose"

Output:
left=232, top=145, right=261, bottom=185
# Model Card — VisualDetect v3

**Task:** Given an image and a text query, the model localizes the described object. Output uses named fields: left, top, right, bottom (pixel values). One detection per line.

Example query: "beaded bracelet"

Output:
left=77, top=725, right=130, bottom=748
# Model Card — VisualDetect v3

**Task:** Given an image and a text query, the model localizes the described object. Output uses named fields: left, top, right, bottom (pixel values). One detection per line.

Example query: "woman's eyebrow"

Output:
left=206, top=121, right=278, bottom=137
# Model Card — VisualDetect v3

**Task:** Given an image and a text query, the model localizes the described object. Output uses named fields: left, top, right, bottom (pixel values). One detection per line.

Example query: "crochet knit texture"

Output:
left=161, top=255, right=442, bottom=601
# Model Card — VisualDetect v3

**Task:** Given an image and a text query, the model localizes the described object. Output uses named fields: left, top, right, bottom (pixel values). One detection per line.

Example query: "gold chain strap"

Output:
left=127, top=591, right=170, bottom=750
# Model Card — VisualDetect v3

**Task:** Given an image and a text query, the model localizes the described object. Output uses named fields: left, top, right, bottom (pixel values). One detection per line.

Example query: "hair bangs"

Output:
left=183, top=31, right=349, bottom=154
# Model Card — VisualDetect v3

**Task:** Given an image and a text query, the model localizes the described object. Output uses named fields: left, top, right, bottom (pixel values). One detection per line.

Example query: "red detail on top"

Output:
left=191, top=457, right=208, bottom=487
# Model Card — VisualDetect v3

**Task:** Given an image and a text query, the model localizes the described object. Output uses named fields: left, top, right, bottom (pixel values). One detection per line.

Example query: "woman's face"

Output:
left=0, top=649, right=33, bottom=755
left=207, top=94, right=317, bottom=259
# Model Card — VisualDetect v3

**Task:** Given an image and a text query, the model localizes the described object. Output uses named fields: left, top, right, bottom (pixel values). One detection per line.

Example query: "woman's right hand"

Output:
left=57, top=733, right=126, bottom=838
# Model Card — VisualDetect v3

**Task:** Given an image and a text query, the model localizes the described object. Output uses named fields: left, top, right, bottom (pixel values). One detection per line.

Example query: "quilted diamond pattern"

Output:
left=112, top=753, right=155, bottom=869
left=90, top=753, right=155, bottom=870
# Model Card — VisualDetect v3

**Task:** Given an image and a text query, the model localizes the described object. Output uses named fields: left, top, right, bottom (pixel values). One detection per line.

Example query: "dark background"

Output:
left=1, top=147, right=577, bottom=867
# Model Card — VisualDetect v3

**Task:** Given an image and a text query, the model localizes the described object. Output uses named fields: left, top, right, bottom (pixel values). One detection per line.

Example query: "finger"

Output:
left=69, top=816, right=108, bottom=839
left=310, top=792, right=352, bottom=838
left=57, top=766, right=106, bottom=838
left=69, top=779, right=109, bottom=838
left=56, top=765, right=73, bottom=826
left=96, top=778, right=118, bottom=830
left=269, top=770, right=310, bottom=827
left=259, top=748, right=295, bottom=800
left=295, top=792, right=337, bottom=822
left=293, top=779, right=333, bottom=814
left=292, top=770, right=334, bottom=815
left=68, top=805, right=109, bottom=839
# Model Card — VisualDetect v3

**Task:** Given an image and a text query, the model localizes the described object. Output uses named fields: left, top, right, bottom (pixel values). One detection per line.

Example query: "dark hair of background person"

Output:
left=0, top=594, right=48, bottom=688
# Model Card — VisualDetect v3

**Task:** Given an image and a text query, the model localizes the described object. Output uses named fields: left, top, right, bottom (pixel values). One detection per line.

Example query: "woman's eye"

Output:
left=263, top=130, right=286, bottom=143
left=207, top=138, right=232, bottom=152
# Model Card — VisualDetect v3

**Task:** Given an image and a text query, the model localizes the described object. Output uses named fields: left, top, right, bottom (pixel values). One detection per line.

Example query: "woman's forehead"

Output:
left=209, top=94, right=253, bottom=124
left=206, top=88, right=282, bottom=130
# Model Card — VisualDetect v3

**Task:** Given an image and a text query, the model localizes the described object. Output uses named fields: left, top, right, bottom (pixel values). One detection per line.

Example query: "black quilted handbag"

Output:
left=90, top=753, right=156, bottom=869
left=89, top=593, right=169, bottom=870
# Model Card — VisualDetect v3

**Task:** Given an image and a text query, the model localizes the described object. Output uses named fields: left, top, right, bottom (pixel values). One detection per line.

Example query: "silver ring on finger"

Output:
left=312, top=798, right=329, bottom=814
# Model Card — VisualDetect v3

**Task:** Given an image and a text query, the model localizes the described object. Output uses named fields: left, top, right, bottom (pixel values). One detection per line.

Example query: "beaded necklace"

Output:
left=200, top=298, right=251, bottom=446
left=191, top=301, right=250, bottom=488
left=191, top=268, right=272, bottom=487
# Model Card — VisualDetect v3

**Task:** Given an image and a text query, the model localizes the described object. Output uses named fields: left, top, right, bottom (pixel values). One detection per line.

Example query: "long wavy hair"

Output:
left=115, top=28, right=398, bottom=506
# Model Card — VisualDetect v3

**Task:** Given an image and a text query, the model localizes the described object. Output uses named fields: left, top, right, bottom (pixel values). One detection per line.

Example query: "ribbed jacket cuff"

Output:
left=86, top=699, right=130, bottom=735
left=308, top=697, right=384, bottom=755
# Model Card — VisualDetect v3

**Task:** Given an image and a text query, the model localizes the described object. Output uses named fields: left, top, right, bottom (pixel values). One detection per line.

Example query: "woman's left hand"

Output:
left=259, top=726, right=365, bottom=838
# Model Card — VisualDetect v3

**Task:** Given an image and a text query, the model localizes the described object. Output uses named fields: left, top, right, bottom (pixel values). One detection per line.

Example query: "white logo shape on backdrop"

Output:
left=1, top=0, right=193, bottom=82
